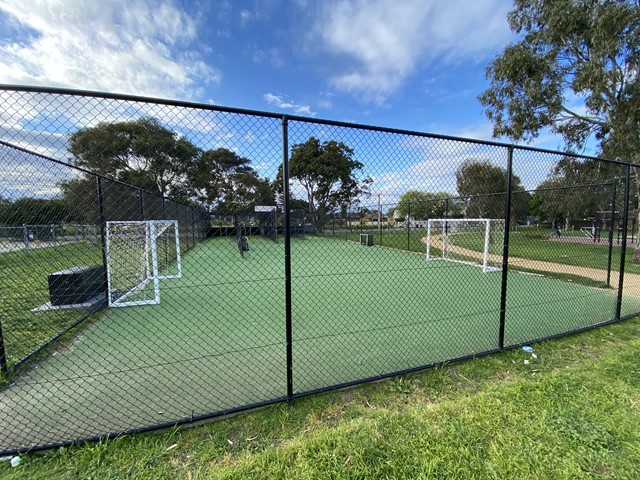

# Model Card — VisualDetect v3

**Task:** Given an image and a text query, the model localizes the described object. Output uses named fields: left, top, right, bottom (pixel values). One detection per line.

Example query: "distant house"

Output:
left=365, top=210, right=387, bottom=224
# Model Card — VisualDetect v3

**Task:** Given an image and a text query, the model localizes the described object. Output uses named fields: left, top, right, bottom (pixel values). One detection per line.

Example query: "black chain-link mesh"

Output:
left=0, top=86, right=637, bottom=453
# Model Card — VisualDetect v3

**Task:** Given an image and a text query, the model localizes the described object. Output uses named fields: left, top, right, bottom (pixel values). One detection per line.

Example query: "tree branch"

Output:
left=558, top=106, right=608, bottom=126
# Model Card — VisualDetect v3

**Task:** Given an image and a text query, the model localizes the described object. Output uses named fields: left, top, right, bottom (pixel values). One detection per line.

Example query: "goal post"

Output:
left=426, top=218, right=504, bottom=272
left=105, top=220, right=182, bottom=307
left=154, top=220, right=182, bottom=280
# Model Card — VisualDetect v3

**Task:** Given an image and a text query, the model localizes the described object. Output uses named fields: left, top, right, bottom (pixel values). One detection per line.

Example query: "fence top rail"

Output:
left=1, top=84, right=637, bottom=167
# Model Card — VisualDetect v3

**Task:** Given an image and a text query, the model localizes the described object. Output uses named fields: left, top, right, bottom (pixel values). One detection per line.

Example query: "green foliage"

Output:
left=480, top=0, right=640, bottom=161
left=480, top=0, right=640, bottom=257
left=277, top=137, right=372, bottom=232
left=532, top=157, right=630, bottom=224
left=58, top=177, right=98, bottom=224
left=455, top=159, right=530, bottom=220
left=68, top=117, right=200, bottom=196
left=0, top=197, right=71, bottom=225
left=396, top=190, right=450, bottom=220
left=186, top=148, right=274, bottom=212
left=67, top=119, right=274, bottom=212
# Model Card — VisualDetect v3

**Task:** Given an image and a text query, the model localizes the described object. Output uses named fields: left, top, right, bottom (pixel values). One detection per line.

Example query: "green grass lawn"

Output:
left=509, top=226, right=638, bottom=273
left=0, top=242, right=103, bottom=367
left=2, top=315, right=639, bottom=479
left=338, top=226, right=638, bottom=276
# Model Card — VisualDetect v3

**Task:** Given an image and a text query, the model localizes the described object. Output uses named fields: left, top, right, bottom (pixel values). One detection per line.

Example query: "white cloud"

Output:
left=0, top=0, right=220, bottom=99
left=263, top=93, right=315, bottom=116
left=314, top=0, right=512, bottom=103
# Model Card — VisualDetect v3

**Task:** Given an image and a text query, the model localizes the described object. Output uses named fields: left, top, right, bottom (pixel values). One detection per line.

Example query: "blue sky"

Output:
left=0, top=0, right=531, bottom=140
left=0, top=0, right=591, bottom=202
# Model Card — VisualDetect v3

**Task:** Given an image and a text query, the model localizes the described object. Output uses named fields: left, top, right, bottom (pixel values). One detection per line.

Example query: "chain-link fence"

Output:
left=0, top=85, right=638, bottom=454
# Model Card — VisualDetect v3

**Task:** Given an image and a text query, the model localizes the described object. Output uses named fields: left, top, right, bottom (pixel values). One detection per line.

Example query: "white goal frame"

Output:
left=426, top=218, right=502, bottom=273
left=105, top=220, right=182, bottom=307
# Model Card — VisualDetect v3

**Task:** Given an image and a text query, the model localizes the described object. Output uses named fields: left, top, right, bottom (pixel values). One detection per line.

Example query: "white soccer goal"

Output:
left=426, top=218, right=505, bottom=272
left=105, top=220, right=182, bottom=307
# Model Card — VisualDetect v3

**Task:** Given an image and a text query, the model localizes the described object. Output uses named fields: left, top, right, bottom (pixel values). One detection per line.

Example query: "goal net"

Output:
left=426, top=218, right=505, bottom=272
left=105, top=220, right=182, bottom=307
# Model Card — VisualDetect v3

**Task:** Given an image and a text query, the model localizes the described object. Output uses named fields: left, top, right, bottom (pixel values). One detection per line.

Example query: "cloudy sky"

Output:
left=0, top=0, right=585, bottom=202
left=0, top=0, right=531, bottom=139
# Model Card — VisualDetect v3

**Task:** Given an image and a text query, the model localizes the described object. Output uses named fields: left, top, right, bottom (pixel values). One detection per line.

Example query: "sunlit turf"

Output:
left=339, top=226, right=639, bottom=275
left=0, top=242, right=103, bottom=368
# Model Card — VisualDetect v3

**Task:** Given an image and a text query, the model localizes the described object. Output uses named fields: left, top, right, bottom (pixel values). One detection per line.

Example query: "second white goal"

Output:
left=105, top=220, right=182, bottom=307
left=426, top=218, right=505, bottom=272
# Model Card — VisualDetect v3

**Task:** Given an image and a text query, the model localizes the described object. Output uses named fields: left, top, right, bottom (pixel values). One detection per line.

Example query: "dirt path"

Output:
left=422, top=236, right=640, bottom=297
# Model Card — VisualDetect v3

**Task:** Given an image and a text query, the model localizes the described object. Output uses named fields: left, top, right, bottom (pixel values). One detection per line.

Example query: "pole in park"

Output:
left=96, top=177, right=109, bottom=307
left=281, top=116, right=294, bottom=402
left=615, top=165, right=631, bottom=321
left=498, top=147, right=514, bottom=350
left=606, top=181, right=616, bottom=287
left=0, top=309, right=7, bottom=373
left=407, top=201, right=411, bottom=251
left=378, top=193, right=382, bottom=246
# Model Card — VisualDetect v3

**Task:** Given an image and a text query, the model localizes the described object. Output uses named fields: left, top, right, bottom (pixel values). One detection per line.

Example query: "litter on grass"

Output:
left=522, top=346, right=534, bottom=353
left=0, top=455, right=19, bottom=466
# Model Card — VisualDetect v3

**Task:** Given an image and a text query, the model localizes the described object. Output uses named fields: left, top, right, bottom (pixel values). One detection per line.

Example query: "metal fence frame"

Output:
left=0, top=85, right=638, bottom=454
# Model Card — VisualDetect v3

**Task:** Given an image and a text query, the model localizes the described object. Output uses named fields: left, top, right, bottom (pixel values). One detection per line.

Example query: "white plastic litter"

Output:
left=0, top=456, right=12, bottom=462
left=524, top=359, right=530, bottom=365
left=532, top=353, right=538, bottom=359
left=10, top=456, right=21, bottom=467
left=522, top=346, right=534, bottom=353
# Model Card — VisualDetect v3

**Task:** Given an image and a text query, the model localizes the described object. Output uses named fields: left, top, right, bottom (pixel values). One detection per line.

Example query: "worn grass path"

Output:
left=423, top=235, right=640, bottom=297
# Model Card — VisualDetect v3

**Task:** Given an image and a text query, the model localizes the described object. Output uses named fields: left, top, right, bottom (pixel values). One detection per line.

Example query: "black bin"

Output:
left=48, top=265, right=107, bottom=306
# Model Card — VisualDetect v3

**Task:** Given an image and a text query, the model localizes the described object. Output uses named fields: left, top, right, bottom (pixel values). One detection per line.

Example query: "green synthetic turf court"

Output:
left=0, top=234, right=633, bottom=451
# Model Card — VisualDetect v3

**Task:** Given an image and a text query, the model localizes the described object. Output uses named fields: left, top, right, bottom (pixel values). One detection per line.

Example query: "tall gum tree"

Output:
left=479, top=0, right=640, bottom=256
left=68, top=117, right=200, bottom=196
left=277, top=137, right=372, bottom=233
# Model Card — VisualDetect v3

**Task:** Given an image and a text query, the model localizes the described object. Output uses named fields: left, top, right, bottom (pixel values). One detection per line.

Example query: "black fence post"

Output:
left=615, top=166, right=631, bottom=320
left=344, top=209, right=348, bottom=241
left=191, top=208, right=196, bottom=248
left=407, top=202, right=411, bottom=251
left=0, top=311, right=6, bottom=374
left=97, top=177, right=109, bottom=306
left=498, top=147, right=514, bottom=349
left=379, top=206, right=383, bottom=247
left=607, top=181, right=616, bottom=287
left=139, top=189, right=145, bottom=220
left=282, top=116, right=294, bottom=402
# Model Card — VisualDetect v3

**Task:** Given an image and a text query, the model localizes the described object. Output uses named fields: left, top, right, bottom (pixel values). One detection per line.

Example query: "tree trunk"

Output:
left=313, top=212, right=323, bottom=233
